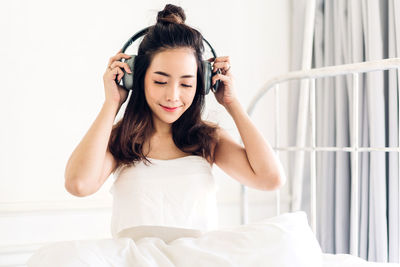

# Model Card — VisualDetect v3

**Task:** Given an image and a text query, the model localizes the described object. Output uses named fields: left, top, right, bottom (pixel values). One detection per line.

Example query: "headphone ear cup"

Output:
left=202, top=60, right=212, bottom=95
left=202, top=60, right=220, bottom=95
left=121, top=55, right=136, bottom=90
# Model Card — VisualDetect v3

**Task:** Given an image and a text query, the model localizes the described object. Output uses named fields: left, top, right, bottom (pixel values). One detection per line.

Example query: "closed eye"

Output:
left=154, top=81, right=192, bottom=88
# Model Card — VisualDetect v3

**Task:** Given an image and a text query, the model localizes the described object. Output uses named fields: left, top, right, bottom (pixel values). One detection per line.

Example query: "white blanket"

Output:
left=27, top=211, right=323, bottom=267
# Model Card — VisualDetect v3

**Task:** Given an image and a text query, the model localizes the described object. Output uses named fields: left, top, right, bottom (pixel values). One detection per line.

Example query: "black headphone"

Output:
left=116, top=26, right=220, bottom=95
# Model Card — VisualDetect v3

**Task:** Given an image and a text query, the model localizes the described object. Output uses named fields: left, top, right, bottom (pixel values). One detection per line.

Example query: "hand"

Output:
left=103, top=49, right=132, bottom=107
left=208, top=56, right=237, bottom=107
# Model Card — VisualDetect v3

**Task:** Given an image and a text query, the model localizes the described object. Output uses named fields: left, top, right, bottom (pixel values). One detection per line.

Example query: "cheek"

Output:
left=183, top=89, right=196, bottom=105
left=145, top=86, right=160, bottom=102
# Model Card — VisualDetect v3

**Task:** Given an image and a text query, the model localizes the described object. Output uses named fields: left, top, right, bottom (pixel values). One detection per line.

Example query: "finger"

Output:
left=109, top=53, right=132, bottom=65
left=117, top=53, right=132, bottom=59
left=109, top=61, right=132, bottom=73
left=108, top=53, right=132, bottom=67
left=207, top=57, right=215, bottom=62
left=212, top=73, right=231, bottom=86
left=109, top=66, right=119, bottom=77
left=212, top=61, right=230, bottom=72
left=116, top=68, right=124, bottom=81
left=109, top=66, right=123, bottom=80
left=213, top=56, right=230, bottom=63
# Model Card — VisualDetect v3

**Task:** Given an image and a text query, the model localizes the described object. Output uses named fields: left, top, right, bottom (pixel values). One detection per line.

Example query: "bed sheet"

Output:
left=322, top=253, right=400, bottom=267
left=27, top=211, right=323, bottom=267
left=26, top=211, right=400, bottom=267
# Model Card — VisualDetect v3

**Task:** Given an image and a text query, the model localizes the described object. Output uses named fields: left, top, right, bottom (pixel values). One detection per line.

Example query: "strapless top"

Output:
left=109, top=155, right=219, bottom=241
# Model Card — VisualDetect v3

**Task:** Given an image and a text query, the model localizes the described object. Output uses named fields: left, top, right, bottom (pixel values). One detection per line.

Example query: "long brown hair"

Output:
left=109, top=4, right=220, bottom=171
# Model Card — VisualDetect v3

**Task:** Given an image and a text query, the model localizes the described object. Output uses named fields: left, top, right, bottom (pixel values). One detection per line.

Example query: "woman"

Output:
left=27, top=4, right=323, bottom=267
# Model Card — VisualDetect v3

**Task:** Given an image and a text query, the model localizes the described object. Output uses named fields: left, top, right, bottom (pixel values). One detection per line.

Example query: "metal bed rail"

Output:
left=241, top=57, right=400, bottom=256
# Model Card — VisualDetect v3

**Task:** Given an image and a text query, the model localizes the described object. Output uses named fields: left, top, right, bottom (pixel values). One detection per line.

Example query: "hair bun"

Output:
left=157, top=4, right=186, bottom=24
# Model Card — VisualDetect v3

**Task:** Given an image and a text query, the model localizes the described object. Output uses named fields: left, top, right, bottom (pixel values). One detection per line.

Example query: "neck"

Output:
left=152, top=114, right=172, bottom=137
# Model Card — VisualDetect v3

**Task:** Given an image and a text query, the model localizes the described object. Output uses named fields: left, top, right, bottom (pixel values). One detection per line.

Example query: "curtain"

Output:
left=289, top=0, right=400, bottom=263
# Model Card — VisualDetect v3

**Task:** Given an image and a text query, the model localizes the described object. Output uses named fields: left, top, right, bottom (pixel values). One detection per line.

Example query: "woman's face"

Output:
left=144, top=47, right=198, bottom=128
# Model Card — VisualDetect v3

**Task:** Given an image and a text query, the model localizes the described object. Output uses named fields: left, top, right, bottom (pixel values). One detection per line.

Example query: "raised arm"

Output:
left=210, top=56, right=286, bottom=191
left=64, top=101, right=121, bottom=197
left=64, top=49, right=132, bottom=197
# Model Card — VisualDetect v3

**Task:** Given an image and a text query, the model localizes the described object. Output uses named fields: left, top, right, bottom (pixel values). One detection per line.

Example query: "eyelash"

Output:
left=154, top=81, right=192, bottom=88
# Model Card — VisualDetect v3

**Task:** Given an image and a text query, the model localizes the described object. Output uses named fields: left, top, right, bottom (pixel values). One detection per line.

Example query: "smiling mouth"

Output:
left=160, top=104, right=182, bottom=111
left=161, top=105, right=180, bottom=108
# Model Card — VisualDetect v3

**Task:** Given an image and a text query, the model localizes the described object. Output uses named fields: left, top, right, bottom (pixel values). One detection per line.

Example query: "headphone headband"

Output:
left=121, top=26, right=217, bottom=59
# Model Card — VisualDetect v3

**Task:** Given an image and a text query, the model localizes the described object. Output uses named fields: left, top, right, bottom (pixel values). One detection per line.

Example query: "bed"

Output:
left=24, top=211, right=399, bottom=267
left=243, top=57, right=400, bottom=266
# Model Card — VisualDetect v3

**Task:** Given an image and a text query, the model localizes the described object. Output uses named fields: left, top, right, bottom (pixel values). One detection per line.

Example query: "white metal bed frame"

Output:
left=241, top=57, right=400, bottom=257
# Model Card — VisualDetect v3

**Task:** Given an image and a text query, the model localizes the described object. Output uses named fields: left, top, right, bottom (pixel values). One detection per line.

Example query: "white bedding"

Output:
left=26, top=211, right=398, bottom=267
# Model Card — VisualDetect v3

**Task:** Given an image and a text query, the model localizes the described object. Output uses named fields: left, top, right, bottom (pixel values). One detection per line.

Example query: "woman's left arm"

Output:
left=210, top=56, right=286, bottom=190
left=225, top=99, right=286, bottom=189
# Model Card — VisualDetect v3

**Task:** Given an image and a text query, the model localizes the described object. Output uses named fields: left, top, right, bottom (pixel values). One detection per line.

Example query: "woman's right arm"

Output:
left=64, top=101, right=121, bottom=197
left=64, top=49, right=132, bottom=197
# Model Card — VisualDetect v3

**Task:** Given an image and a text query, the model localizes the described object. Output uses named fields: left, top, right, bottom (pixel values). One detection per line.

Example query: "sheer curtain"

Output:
left=288, top=0, right=400, bottom=263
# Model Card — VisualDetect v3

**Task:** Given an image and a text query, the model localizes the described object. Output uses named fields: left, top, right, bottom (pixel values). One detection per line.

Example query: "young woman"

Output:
left=25, top=5, right=319, bottom=267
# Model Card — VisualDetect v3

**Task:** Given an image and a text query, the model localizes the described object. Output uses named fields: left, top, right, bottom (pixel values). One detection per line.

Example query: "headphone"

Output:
left=116, top=26, right=221, bottom=95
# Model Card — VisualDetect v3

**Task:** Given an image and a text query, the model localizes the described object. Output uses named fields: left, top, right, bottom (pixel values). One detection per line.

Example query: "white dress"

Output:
left=26, top=155, right=324, bottom=267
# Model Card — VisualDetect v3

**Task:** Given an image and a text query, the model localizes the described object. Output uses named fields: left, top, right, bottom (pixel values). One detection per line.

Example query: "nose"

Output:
left=165, top=82, right=180, bottom=102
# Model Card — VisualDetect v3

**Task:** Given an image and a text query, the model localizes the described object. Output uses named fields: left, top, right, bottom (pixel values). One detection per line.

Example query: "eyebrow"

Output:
left=153, top=71, right=195, bottom=78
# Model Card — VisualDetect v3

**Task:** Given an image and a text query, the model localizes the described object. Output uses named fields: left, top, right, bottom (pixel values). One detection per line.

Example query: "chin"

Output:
left=151, top=104, right=187, bottom=123
left=154, top=112, right=182, bottom=124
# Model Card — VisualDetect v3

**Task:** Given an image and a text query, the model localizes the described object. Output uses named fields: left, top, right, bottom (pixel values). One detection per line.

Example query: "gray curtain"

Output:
left=289, top=0, right=400, bottom=263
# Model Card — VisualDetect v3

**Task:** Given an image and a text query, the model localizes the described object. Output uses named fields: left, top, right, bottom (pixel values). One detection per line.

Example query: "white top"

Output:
left=109, top=155, right=219, bottom=240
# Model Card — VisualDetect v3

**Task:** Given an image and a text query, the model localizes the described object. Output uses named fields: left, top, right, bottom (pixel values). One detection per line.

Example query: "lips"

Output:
left=160, top=104, right=181, bottom=112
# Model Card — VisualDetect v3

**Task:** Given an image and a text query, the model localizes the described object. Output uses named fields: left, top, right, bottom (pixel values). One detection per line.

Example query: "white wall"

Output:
left=0, top=0, right=291, bottom=265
